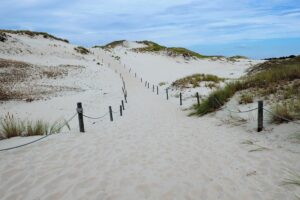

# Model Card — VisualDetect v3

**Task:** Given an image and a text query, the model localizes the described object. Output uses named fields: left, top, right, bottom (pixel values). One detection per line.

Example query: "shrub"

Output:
left=74, top=46, right=90, bottom=54
left=172, top=74, right=224, bottom=88
left=239, top=93, right=254, bottom=104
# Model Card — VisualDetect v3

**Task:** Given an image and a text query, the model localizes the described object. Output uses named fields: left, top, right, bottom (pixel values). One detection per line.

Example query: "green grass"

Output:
left=0, top=29, right=69, bottom=43
left=0, top=113, right=24, bottom=139
left=172, top=74, right=224, bottom=88
left=192, top=62, right=300, bottom=116
left=0, top=113, right=70, bottom=139
left=74, top=46, right=90, bottom=54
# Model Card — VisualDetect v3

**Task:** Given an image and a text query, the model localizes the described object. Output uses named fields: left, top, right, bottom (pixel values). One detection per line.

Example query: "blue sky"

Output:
left=1, top=0, right=300, bottom=59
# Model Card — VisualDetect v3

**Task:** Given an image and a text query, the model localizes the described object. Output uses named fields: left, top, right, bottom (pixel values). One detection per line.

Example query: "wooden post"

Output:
left=124, top=94, right=127, bottom=103
left=77, top=102, right=85, bottom=132
left=135, top=73, right=136, bottom=78
left=180, top=93, right=182, bottom=106
left=257, top=101, right=263, bottom=132
left=109, top=106, right=113, bottom=122
left=196, top=92, right=200, bottom=106
left=122, top=100, right=125, bottom=110
left=153, top=85, right=154, bottom=92
left=166, top=89, right=169, bottom=100
left=148, top=82, right=149, bottom=88
left=156, top=86, right=159, bottom=95
left=145, top=81, right=147, bottom=87
left=120, top=105, right=123, bottom=116
left=141, top=78, right=142, bottom=83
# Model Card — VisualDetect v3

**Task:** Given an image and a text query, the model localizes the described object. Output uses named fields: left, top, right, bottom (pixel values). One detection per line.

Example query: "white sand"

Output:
left=0, top=36, right=299, bottom=200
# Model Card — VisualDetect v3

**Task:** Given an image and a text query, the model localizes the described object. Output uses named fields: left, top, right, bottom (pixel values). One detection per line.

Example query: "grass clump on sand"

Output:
left=0, top=113, right=70, bottom=139
left=74, top=46, right=90, bottom=54
left=192, top=57, right=300, bottom=116
left=283, top=171, right=300, bottom=187
left=239, top=93, right=254, bottom=104
left=172, top=74, right=224, bottom=88
left=270, top=100, right=300, bottom=124
left=134, top=41, right=216, bottom=59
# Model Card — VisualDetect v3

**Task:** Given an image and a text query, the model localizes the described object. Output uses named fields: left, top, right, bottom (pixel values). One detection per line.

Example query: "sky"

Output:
left=1, top=0, right=300, bottom=59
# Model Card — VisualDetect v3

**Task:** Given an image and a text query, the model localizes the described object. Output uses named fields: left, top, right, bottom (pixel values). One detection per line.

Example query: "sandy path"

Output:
left=0, top=58, right=299, bottom=200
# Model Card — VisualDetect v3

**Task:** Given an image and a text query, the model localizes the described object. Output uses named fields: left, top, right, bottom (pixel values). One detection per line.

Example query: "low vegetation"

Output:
left=172, top=74, right=224, bottom=88
left=270, top=100, right=300, bottom=124
left=192, top=56, right=300, bottom=117
left=283, top=170, right=300, bottom=187
left=134, top=41, right=217, bottom=59
left=0, top=113, right=70, bottom=139
left=74, top=46, right=90, bottom=54
left=239, top=93, right=254, bottom=104
left=0, top=32, right=7, bottom=42
left=228, top=55, right=248, bottom=62
left=0, top=30, right=69, bottom=43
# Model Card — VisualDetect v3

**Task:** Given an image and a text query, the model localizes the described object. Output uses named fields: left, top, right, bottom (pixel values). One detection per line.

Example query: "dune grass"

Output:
left=0, top=29, right=69, bottom=43
left=74, top=46, right=90, bottom=54
left=270, top=100, right=300, bottom=124
left=172, top=73, right=224, bottom=88
left=192, top=63, right=300, bottom=116
left=0, top=113, right=70, bottom=139
left=283, top=171, right=300, bottom=187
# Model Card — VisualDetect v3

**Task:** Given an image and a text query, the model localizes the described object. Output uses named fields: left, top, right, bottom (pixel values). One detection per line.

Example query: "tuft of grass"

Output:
left=241, top=140, right=254, bottom=145
left=0, top=113, right=70, bottom=139
left=270, top=100, right=300, bottom=124
left=172, top=74, right=224, bottom=89
left=0, top=113, right=24, bottom=139
left=159, top=82, right=167, bottom=86
left=283, top=171, right=300, bottom=187
left=248, top=146, right=270, bottom=152
left=26, top=120, right=49, bottom=136
left=74, top=46, right=90, bottom=54
left=239, top=93, right=254, bottom=104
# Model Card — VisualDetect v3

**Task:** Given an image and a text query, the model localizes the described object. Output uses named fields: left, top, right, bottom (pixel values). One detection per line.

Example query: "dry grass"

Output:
left=74, top=46, right=90, bottom=54
left=270, top=100, right=300, bottom=124
left=239, top=93, right=254, bottom=104
left=0, top=58, right=74, bottom=101
left=0, top=113, right=70, bottom=139
left=172, top=74, right=224, bottom=88
left=0, top=30, right=69, bottom=43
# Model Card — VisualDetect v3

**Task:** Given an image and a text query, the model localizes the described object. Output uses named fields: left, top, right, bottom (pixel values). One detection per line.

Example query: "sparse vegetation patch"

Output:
left=0, top=30, right=69, bottom=43
left=74, top=46, right=90, bottom=54
left=172, top=74, right=224, bottom=88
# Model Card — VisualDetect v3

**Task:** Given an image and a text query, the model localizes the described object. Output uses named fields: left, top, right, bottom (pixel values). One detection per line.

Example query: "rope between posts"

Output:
left=83, top=112, right=109, bottom=120
left=0, top=112, right=78, bottom=152
left=263, top=108, right=300, bottom=125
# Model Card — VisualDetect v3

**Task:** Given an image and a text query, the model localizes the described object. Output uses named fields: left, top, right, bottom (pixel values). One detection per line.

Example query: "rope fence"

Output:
left=123, top=63, right=299, bottom=132
left=0, top=61, right=129, bottom=151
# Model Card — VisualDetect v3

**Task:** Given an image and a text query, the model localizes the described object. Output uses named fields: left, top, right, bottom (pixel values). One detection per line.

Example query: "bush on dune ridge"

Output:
left=0, top=30, right=69, bottom=43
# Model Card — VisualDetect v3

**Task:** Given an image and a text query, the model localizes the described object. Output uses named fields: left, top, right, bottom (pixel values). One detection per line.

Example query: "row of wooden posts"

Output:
left=140, top=78, right=264, bottom=133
